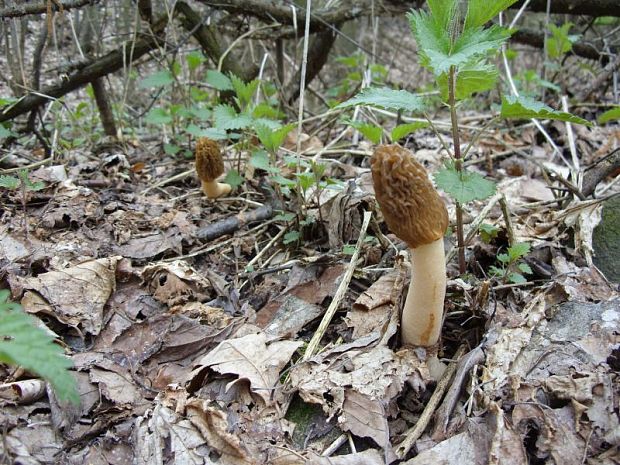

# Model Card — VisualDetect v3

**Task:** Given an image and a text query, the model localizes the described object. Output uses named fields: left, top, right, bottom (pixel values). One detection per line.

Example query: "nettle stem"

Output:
left=448, top=65, right=466, bottom=274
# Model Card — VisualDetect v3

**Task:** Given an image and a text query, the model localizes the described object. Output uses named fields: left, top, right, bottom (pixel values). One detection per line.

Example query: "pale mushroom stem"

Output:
left=401, top=237, right=446, bottom=347
left=201, top=180, right=232, bottom=199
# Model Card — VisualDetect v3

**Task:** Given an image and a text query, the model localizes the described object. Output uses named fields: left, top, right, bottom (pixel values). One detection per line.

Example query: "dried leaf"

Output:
left=190, top=332, right=302, bottom=403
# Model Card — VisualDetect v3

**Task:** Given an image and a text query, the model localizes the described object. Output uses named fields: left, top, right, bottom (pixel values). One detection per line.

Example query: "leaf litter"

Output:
left=1, top=75, right=620, bottom=465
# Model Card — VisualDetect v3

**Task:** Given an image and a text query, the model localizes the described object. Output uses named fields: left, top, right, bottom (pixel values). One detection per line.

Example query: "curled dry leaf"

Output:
left=290, top=345, right=427, bottom=450
left=189, top=332, right=302, bottom=404
left=10, top=256, right=120, bottom=336
left=135, top=402, right=213, bottom=465
left=186, top=398, right=256, bottom=465
left=142, top=260, right=213, bottom=308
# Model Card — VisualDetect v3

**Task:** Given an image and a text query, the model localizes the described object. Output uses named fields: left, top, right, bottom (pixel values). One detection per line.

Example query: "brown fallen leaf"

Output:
left=304, top=449, right=385, bottom=465
left=186, top=398, right=256, bottom=465
left=291, top=344, right=427, bottom=452
left=135, top=401, right=214, bottom=465
left=11, top=256, right=120, bottom=335
left=142, top=260, right=213, bottom=308
left=189, top=332, right=302, bottom=403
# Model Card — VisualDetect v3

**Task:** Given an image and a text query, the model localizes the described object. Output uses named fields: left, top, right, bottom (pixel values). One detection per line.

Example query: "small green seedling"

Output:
left=479, top=223, right=500, bottom=243
left=489, top=242, right=533, bottom=284
left=0, top=169, right=45, bottom=239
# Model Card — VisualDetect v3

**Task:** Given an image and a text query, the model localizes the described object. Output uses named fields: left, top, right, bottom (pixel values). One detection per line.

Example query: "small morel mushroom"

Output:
left=371, top=144, right=449, bottom=347
left=195, top=137, right=232, bottom=199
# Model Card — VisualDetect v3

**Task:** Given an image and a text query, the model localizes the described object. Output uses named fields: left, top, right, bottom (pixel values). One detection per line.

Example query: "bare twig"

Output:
left=303, top=210, right=372, bottom=361
left=0, top=0, right=97, bottom=19
left=395, top=345, right=468, bottom=459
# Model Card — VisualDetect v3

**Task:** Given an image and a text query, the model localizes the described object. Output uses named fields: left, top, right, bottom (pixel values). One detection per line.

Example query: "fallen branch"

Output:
left=0, top=18, right=168, bottom=123
left=0, top=0, right=98, bottom=18
left=511, top=28, right=608, bottom=63
left=395, top=344, right=469, bottom=459
left=196, top=0, right=387, bottom=34
left=582, top=148, right=620, bottom=197
left=195, top=203, right=276, bottom=241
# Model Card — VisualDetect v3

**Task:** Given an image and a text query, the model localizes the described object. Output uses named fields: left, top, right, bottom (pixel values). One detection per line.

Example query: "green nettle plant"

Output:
left=337, top=0, right=592, bottom=273
left=0, top=169, right=45, bottom=240
left=0, top=290, right=79, bottom=404
left=489, top=242, right=533, bottom=284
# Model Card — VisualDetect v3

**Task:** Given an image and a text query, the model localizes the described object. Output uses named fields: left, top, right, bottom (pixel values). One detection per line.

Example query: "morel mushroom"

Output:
left=371, top=144, right=449, bottom=347
left=195, top=137, right=232, bottom=199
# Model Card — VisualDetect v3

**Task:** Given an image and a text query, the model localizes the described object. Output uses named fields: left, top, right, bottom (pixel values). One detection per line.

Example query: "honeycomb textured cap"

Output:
left=195, top=138, right=224, bottom=181
left=371, top=144, right=448, bottom=248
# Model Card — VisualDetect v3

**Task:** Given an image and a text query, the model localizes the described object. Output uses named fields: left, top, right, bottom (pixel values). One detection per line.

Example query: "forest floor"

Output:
left=1, top=110, right=618, bottom=465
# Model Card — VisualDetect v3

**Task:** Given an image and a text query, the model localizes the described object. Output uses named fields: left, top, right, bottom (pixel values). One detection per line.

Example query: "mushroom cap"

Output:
left=195, top=137, right=224, bottom=182
left=370, top=144, right=448, bottom=249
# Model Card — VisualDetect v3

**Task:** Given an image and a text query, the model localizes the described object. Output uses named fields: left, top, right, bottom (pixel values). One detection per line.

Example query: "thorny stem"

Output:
left=448, top=65, right=466, bottom=274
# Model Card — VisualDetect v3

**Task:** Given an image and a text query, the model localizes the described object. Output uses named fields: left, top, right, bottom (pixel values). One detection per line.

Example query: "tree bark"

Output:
left=512, top=0, right=620, bottom=17
left=511, top=28, right=609, bottom=63
left=91, top=78, right=117, bottom=137
left=175, top=1, right=257, bottom=82
left=196, top=0, right=398, bottom=34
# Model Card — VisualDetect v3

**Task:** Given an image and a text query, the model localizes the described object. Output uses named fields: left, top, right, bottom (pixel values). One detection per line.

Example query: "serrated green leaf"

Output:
left=0, top=124, right=14, bottom=138
left=342, top=244, right=356, bottom=255
left=547, top=23, right=574, bottom=59
left=205, top=70, right=233, bottom=91
left=336, top=87, right=426, bottom=113
left=434, top=165, right=496, bottom=204
left=598, top=106, right=620, bottom=124
left=185, top=125, right=230, bottom=140
left=390, top=122, right=429, bottom=141
left=346, top=120, right=383, bottom=144
left=250, top=150, right=277, bottom=172
left=409, top=8, right=510, bottom=75
left=508, top=242, right=530, bottom=261
left=255, top=123, right=295, bottom=153
left=283, top=230, right=300, bottom=244
left=437, top=61, right=499, bottom=100
left=188, top=106, right=211, bottom=121
left=213, top=104, right=253, bottom=130
left=0, top=290, right=79, bottom=403
left=271, top=174, right=296, bottom=187
left=252, top=102, right=284, bottom=120
left=139, top=70, right=174, bottom=88
left=427, top=0, right=458, bottom=32
left=489, top=265, right=504, bottom=276
left=230, top=75, right=259, bottom=108
left=186, top=51, right=205, bottom=71
left=296, top=172, right=315, bottom=193
left=223, top=169, right=244, bottom=188
left=500, top=95, right=592, bottom=126
left=275, top=212, right=296, bottom=222
left=508, top=272, right=527, bottom=284
left=518, top=262, right=533, bottom=274
left=164, top=143, right=182, bottom=156
left=144, top=108, right=172, bottom=125
left=479, top=223, right=499, bottom=243
left=432, top=25, right=511, bottom=75
left=497, top=253, right=510, bottom=264
left=0, top=175, right=20, bottom=189
left=464, top=0, right=519, bottom=30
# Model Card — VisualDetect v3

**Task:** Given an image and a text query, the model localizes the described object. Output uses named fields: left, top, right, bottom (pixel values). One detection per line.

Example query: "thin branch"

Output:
left=0, top=0, right=98, bottom=19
